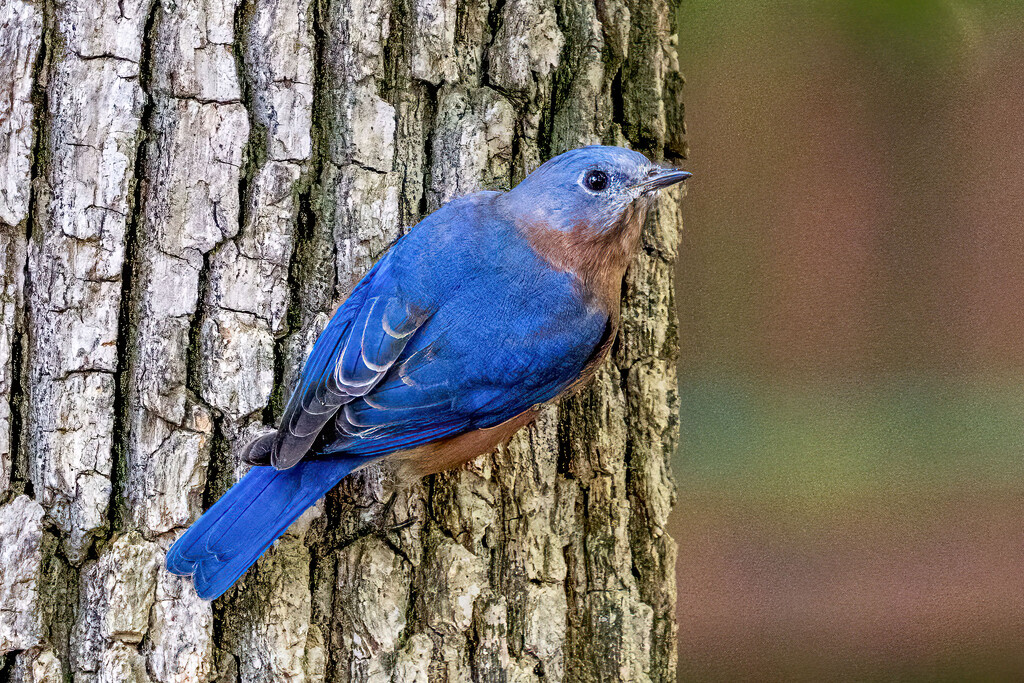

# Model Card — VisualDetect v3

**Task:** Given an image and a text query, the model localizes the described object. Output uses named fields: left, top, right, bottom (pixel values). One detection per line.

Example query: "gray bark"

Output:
left=0, top=0, right=687, bottom=677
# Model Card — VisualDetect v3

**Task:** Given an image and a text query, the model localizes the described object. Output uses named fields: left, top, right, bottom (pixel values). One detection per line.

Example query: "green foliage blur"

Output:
left=672, top=1, right=1024, bottom=679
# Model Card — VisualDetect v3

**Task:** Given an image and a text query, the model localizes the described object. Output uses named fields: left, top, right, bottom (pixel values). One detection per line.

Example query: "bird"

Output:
left=165, top=145, right=690, bottom=600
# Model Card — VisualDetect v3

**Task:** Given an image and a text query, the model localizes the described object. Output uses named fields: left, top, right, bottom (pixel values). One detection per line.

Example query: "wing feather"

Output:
left=256, top=255, right=431, bottom=470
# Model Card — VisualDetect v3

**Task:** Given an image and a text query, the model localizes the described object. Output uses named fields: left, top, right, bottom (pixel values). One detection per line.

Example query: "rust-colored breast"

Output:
left=519, top=200, right=648, bottom=317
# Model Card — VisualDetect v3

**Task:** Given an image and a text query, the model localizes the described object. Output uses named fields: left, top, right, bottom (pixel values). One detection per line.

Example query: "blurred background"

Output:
left=672, top=1, right=1024, bottom=679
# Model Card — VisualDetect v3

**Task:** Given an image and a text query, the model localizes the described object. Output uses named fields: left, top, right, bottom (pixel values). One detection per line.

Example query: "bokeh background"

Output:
left=671, top=1, right=1024, bottom=679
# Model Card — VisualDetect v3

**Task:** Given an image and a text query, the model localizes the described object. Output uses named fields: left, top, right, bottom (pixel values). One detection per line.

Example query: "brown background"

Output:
left=672, top=1, right=1024, bottom=680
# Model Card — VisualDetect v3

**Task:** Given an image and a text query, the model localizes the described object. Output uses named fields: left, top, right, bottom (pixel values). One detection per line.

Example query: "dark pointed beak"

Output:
left=638, top=167, right=692, bottom=193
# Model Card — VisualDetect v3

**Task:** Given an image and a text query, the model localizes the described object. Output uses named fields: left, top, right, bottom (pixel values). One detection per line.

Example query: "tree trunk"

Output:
left=0, top=0, right=687, bottom=678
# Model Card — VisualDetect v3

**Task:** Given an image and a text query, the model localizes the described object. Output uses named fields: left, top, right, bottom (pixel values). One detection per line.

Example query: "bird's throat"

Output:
left=519, top=201, right=648, bottom=316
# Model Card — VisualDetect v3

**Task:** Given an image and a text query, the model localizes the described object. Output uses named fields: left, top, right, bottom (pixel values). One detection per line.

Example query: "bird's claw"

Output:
left=373, top=492, right=419, bottom=536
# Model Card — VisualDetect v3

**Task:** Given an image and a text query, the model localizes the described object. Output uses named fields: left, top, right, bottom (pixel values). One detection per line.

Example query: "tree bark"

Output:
left=0, top=0, right=687, bottom=678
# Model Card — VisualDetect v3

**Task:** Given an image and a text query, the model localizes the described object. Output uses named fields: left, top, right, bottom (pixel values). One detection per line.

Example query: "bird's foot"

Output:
left=373, top=491, right=419, bottom=536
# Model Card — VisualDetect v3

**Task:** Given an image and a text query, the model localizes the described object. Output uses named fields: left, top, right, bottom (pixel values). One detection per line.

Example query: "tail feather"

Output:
left=166, top=458, right=358, bottom=600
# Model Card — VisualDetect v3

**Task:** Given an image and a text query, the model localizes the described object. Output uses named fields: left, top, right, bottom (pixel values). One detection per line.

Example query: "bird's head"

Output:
left=504, top=145, right=691, bottom=238
left=503, top=145, right=690, bottom=307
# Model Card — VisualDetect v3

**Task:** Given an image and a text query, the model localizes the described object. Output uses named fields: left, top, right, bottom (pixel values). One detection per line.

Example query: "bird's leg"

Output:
left=333, top=490, right=419, bottom=551
left=387, top=515, right=418, bottom=533
left=372, top=491, right=418, bottom=536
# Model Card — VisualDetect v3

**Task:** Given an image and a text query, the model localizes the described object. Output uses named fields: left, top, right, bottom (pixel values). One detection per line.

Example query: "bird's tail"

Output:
left=166, top=458, right=358, bottom=600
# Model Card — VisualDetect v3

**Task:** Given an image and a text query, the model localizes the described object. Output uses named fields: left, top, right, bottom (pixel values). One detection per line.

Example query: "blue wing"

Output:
left=312, top=279, right=611, bottom=459
left=248, top=249, right=436, bottom=468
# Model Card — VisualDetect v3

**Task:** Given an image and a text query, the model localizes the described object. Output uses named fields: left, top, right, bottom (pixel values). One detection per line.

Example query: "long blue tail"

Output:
left=166, top=458, right=358, bottom=600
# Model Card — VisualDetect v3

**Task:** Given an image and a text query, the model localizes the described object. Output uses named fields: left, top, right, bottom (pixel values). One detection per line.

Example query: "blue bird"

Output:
left=165, top=145, right=690, bottom=599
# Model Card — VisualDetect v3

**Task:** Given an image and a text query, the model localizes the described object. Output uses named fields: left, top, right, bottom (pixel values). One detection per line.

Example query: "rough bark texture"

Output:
left=0, top=0, right=687, bottom=677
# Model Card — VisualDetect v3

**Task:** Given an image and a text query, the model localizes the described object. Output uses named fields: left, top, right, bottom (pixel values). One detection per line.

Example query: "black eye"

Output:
left=584, top=170, right=609, bottom=191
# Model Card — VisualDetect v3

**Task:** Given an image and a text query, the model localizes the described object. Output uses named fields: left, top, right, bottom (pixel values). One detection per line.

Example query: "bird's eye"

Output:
left=584, top=170, right=609, bottom=192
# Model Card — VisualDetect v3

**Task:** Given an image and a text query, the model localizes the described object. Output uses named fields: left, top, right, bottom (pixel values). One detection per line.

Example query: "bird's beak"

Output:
left=638, top=167, right=692, bottom=193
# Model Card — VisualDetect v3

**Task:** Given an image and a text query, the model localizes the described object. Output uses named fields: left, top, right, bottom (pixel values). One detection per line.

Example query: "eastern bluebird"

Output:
left=166, top=145, right=690, bottom=599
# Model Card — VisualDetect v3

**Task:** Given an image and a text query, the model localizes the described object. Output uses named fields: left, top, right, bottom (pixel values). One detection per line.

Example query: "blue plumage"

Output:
left=165, top=458, right=360, bottom=599
left=166, top=146, right=690, bottom=599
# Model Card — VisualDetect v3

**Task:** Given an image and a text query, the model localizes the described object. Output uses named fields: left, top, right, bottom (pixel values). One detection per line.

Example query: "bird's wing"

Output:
left=313, top=304, right=611, bottom=460
left=258, top=253, right=433, bottom=469
left=314, top=338, right=473, bottom=458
